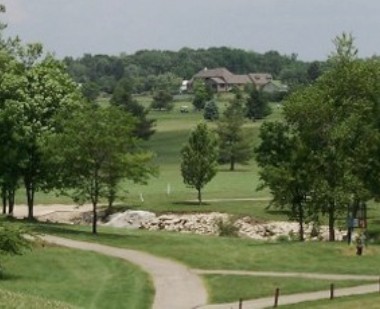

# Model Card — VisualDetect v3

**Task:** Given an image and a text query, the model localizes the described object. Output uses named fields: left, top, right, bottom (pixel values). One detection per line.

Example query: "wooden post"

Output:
left=238, top=298, right=243, bottom=309
left=378, top=277, right=380, bottom=293
left=330, top=283, right=334, bottom=300
left=274, top=288, right=280, bottom=307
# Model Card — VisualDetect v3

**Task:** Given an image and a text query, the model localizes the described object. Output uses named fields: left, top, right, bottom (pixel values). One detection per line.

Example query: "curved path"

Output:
left=42, top=235, right=208, bottom=309
left=42, top=235, right=379, bottom=309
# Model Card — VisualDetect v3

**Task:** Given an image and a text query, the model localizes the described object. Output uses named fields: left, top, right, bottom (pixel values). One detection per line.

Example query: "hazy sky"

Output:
left=1, top=0, right=379, bottom=61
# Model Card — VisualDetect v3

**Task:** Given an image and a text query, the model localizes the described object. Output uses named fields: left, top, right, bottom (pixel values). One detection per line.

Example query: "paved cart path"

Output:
left=198, top=284, right=379, bottom=309
left=42, top=235, right=207, bottom=309
left=194, top=269, right=379, bottom=281
left=41, top=235, right=379, bottom=309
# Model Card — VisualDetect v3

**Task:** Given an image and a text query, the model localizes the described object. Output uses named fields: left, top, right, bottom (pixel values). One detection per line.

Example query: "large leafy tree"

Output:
left=181, top=123, right=218, bottom=204
left=281, top=33, right=380, bottom=241
left=0, top=45, right=81, bottom=219
left=216, top=93, right=253, bottom=171
left=49, top=105, right=156, bottom=234
left=256, top=122, right=312, bottom=241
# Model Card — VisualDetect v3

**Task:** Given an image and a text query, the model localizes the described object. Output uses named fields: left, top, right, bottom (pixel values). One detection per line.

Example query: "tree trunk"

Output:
left=92, top=169, right=99, bottom=234
left=92, top=201, right=97, bottom=234
left=2, top=186, right=6, bottom=215
left=25, top=178, right=35, bottom=220
left=347, top=199, right=360, bottom=244
left=106, top=187, right=116, bottom=217
left=328, top=202, right=335, bottom=241
left=298, top=202, right=305, bottom=241
left=8, top=189, right=15, bottom=216
left=197, top=188, right=202, bottom=205
left=230, top=156, right=235, bottom=171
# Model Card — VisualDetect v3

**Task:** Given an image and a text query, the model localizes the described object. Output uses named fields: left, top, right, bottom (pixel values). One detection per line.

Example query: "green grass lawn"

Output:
left=280, top=293, right=380, bottom=309
left=204, top=275, right=373, bottom=303
left=32, top=223, right=380, bottom=275
left=13, top=97, right=278, bottom=216
left=0, top=245, right=153, bottom=309
left=0, top=289, right=75, bottom=309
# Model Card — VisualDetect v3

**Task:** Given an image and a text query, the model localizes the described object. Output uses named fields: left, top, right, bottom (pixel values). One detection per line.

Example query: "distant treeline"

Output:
left=63, top=47, right=326, bottom=98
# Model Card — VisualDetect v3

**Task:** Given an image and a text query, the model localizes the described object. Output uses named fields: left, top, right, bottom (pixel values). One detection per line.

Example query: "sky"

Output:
left=1, top=0, right=379, bottom=61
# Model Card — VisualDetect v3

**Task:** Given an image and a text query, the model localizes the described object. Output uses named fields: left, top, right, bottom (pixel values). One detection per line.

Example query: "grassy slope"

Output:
left=0, top=245, right=153, bottom=309
left=34, top=223, right=380, bottom=275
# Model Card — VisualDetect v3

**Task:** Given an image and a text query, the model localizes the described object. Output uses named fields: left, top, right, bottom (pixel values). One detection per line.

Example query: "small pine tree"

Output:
left=203, top=100, right=219, bottom=121
left=217, top=94, right=254, bottom=171
left=245, top=86, right=270, bottom=120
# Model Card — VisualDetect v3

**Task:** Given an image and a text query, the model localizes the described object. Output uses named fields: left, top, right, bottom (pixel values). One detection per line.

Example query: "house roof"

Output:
left=230, top=74, right=251, bottom=84
left=209, top=77, right=226, bottom=84
left=194, top=67, right=235, bottom=83
left=262, top=80, right=288, bottom=92
left=248, top=73, right=273, bottom=86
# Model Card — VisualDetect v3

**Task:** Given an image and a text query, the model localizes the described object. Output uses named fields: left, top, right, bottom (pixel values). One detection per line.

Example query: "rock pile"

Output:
left=104, top=210, right=345, bottom=241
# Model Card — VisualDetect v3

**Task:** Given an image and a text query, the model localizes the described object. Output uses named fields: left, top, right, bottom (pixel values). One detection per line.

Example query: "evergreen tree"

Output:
left=203, top=100, right=219, bottom=121
left=216, top=94, right=254, bottom=171
left=245, top=86, right=270, bottom=120
left=111, top=77, right=155, bottom=140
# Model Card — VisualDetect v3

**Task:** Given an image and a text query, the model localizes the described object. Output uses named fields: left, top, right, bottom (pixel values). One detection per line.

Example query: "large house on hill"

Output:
left=188, top=67, right=287, bottom=93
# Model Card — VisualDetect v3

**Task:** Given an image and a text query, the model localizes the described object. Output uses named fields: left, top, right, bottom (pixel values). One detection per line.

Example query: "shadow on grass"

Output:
left=217, top=168, right=253, bottom=173
left=27, top=221, right=141, bottom=244
left=0, top=271, right=22, bottom=281
left=171, top=201, right=211, bottom=206
left=266, top=209, right=290, bottom=216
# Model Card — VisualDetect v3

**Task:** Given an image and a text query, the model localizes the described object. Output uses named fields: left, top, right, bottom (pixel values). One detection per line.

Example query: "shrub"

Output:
left=215, top=218, right=239, bottom=237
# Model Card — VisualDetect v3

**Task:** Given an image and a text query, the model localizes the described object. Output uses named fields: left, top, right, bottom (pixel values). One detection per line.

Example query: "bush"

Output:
left=215, top=218, right=239, bottom=237
left=0, top=223, right=31, bottom=272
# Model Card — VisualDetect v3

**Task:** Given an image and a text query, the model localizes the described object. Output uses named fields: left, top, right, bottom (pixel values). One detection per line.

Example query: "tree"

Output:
left=151, top=89, right=174, bottom=111
left=281, top=33, right=380, bottom=241
left=255, top=122, right=312, bottom=241
left=216, top=94, right=253, bottom=171
left=192, top=80, right=213, bottom=111
left=307, top=61, right=322, bottom=82
left=81, top=81, right=100, bottom=101
left=203, top=100, right=219, bottom=121
left=49, top=105, right=156, bottom=234
left=111, top=77, right=155, bottom=140
left=245, top=86, right=270, bottom=120
left=180, top=123, right=218, bottom=204
left=0, top=47, right=81, bottom=220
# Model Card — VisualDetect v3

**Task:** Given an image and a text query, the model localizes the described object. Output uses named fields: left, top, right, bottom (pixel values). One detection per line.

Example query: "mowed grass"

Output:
left=0, top=245, right=153, bottom=309
left=16, top=94, right=281, bottom=214
left=32, top=223, right=380, bottom=275
left=280, top=293, right=380, bottom=309
left=0, top=289, right=75, bottom=309
left=204, top=275, right=374, bottom=303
